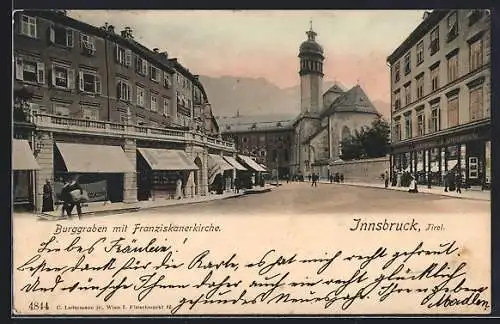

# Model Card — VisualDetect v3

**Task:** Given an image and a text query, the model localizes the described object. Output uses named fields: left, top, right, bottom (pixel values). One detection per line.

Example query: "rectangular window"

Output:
left=447, top=54, right=459, bottom=83
left=394, top=62, right=400, bottom=83
left=15, top=58, right=45, bottom=84
left=447, top=12, right=458, bottom=42
left=50, top=26, right=73, bottom=47
left=136, top=86, right=145, bottom=107
left=116, top=45, right=132, bottom=66
left=135, top=57, right=148, bottom=76
left=394, top=90, right=401, bottom=110
left=430, top=104, right=440, bottom=133
left=416, top=75, right=424, bottom=99
left=163, top=98, right=169, bottom=115
left=469, top=87, right=483, bottom=121
left=53, top=103, right=70, bottom=116
left=430, top=27, right=440, bottom=55
left=80, top=105, right=99, bottom=120
left=404, top=84, right=411, bottom=105
left=431, top=66, right=439, bottom=91
left=404, top=114, right=412, bottom=139
left=150, top=66, right=160, bottom=82
left=150, top=95, right=157, bottom=112
left=468, top=9, right=484, bottom=26
left=404, top=53, right=411, bottom=75
left=78, top=70, right=101, bottom=94
left=416, top=40, right=424, bottom=65
left=469, top=38, right=483, bottom=72
left=20, top=15, right=37, bottom=38
left=163, top=72, right=171, bottom=88
left=51, top=64, right=74, bottom=89
left=80, top=33, right=96, bottom=55
left=393, top=122, right=401, bottom=141
left=447, top=96, right=459, bottom=127
left=117, top=80, right=131, bottom=101
left=417, top=113, right=425, bottom=136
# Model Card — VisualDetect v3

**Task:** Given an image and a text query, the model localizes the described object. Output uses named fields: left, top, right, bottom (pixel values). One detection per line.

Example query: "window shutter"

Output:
left=95, top=75, right=101, bottom=94
left=117, top=82, right=122, bottom=100
left=78, top=71, right=84, bottom=91
left=66, top=29, right=74, bottom=47
left=51, top=64, right=56, bottom=86
left=127, top=84, right=131, bottom=101
left=15, top=57, right=24, bottom=80
left=68, top=69, right=75, bottom=89
left=143, top=60, right=148, bottom=77
left=125, top=49, right=132, bottom=66
left=49, top=26, right=55, bottom=43
left=115, top=44, right=120, bottom=62
left=36, top=62, right=45, bottom=84
left=136, top=87, right=140, bottom=105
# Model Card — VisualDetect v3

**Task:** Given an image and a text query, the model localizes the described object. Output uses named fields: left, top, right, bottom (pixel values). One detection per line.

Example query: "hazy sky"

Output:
left=69, top=10, right=426, bottom=103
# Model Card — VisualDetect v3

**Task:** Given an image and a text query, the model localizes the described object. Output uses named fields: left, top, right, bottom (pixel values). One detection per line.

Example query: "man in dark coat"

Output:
left=64, top=175, right=84, bottom=218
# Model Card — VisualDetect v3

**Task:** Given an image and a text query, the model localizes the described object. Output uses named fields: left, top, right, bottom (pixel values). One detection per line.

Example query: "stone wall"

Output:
left=329, top=155, right=390, bottom=183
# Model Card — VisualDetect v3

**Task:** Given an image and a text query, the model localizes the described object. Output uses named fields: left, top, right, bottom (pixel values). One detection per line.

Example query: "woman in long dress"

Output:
left=42, top=179, right=54, bottom=212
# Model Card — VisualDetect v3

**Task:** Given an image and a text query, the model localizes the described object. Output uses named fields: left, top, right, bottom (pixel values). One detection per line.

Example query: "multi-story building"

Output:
left=218, top=115, right=295, bottom=179
left=12, top=10, right=235, bottom=211
left=387, top=9, right=491, bottom=189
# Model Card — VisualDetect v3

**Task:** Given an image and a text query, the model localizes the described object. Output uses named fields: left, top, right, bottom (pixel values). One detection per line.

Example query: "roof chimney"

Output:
left=153, top=48, right=159, bottom=53
left=121, top=27, right=134, bottom=40
left=108, top=25, right=115, bottom=33
left=422, top=11, right=431, bottom=20
left=160, top=51, right=169, bottom=59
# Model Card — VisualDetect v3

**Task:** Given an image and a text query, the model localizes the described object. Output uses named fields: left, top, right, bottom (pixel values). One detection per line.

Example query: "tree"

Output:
left=339, top=116, right=390, bottom=160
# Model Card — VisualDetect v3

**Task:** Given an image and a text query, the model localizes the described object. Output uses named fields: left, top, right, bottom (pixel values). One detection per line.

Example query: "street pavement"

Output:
left=123, top=181, right=490, bottom=217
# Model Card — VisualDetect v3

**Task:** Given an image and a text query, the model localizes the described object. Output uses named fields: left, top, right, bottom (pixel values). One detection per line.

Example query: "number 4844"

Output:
left=29, top=301, right=49, bottom=311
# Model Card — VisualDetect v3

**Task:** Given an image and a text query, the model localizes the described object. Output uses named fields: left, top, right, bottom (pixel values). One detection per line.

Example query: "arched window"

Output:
left=341, top=126, right=351, bottom=141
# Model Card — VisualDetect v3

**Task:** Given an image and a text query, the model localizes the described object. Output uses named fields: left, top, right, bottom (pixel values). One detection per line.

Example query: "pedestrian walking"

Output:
left=340, top=173, right=344, bottom=183
left=456, top=172, right=462, bottom=194
left=42, top=179, right=54, bottom=213
left=444, top=172, right=449, bottom=192
left=312, top=173, right=318, bottom=187
left=65, top=175, right=84, bottom=218
left=308, top=174, right=312, bottom=182
left=384, top=170, right=389, bottom=188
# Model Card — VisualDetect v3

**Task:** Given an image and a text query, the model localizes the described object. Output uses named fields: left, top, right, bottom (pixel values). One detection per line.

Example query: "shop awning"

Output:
left=138, top=148, right=199, bottom=171
left=208, top=154, right=234, bottom=172
left=56, top=142, right=135, bottom=173
left=12, top=139, right=40, bottom=170
left=259, top=163, right=268, bottom=172
left=238, top=155, right=266, bottom=172
left=223, top=156, right=247, bottom=171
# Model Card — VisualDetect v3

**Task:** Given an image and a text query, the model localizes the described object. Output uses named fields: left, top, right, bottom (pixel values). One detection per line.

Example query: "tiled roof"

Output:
left=321, top=85, right=380, bottom=117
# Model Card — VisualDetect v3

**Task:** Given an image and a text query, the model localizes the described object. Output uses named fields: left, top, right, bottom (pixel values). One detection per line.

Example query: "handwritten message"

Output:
left=12, top=213, right=490, bottom=315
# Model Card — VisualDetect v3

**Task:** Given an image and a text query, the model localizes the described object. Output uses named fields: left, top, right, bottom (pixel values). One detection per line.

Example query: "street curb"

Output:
left=39, top=188, right=274, bottom=219
left=328, top=182, right=490, bottom=202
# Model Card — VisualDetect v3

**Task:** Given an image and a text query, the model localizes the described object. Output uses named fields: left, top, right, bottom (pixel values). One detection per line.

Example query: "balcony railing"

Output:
left=33, top=113, right=235, bottom=151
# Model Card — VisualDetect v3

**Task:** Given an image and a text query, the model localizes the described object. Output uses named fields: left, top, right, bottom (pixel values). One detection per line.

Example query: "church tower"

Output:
left=293, top=22, right=325, bottom=177
left=299, top=22, right=324, bottom=114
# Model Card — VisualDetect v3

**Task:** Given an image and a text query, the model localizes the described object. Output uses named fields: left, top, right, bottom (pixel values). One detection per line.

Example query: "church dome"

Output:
left=299, top=25, right=324, bottom=57
left=299, top=39, right=324, bottom=56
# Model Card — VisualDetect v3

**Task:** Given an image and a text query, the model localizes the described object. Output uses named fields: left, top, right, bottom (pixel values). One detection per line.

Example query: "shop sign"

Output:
left=443, top=132, right=479, bottom=146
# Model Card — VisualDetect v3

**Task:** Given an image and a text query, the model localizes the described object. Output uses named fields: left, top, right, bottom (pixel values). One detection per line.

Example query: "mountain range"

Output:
left=199, top=75, right=390, bottom=119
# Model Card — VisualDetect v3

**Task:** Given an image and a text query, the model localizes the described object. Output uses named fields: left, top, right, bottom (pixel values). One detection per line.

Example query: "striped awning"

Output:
left=224, top=156, right=247, bottom=171
left=56, top=142, right=134, bottom=173
left=138, top=148, right=198, bottom=171
left=12, top=139, right=40, bottom=170
left=238, top=155, right=266, bottom=172
left=207, top=154, right=233, bottom=184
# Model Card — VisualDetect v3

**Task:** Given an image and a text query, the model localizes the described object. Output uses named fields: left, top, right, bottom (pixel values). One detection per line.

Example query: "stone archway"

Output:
left=194, top=156, right=203, bottom=195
